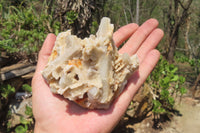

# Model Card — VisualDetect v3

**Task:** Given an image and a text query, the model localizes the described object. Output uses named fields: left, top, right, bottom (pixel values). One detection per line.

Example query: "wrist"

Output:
left=34, top=122, right=46, bottom=133
left=34, top=121, right=68, bottom=133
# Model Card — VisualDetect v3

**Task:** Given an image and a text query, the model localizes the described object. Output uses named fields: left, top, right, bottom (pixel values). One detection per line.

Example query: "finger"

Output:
left=36, top=33, right=56, bottom=73
left=119, top=19, right=159, bottom=55
left=136, top=28, right=164, bottom=63
left=114, top=49, right=160, bottom=115
left=32, top=34, right=56, bottom=94
left=113, top=23, right=139, bottom=47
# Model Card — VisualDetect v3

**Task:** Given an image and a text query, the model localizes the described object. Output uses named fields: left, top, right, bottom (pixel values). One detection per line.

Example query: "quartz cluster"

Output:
left=42, top=17, right=139, bottom=109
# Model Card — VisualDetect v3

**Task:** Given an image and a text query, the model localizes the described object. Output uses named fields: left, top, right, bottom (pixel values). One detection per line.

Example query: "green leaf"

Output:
left=22, top=84, right=32, bottom=92
left=20, top=116, right=30, bottom=125
left=175, top=84, right=179, bottom=89
left=171, top=67, right=178, bottom=73
left=152, top=100, right=166, bottom=114
left=163, top=77, right=170, bottom=84
left=158, top=107, right=166, bottom=113
left=179, top=76, right=185, bottom=84
left=6, top=110, right=12, bottom=119
left=25, top=105, right=33, bottom=117
left=180, top=87, right=187, bottom=95
left=161, top=89, right=169, bottom=100
left=15, top=125, right=27, bottom=133
left=159, top=77, right=170, bottom=89
left=168, top=97, right=175, bottom=106
left=66, top=11, right=78, bottom=24
left=153, top=100, right=161, bottom=108
left=0, top=84, right=15, bottom=99
left=171, top=75, right=179, bottom=82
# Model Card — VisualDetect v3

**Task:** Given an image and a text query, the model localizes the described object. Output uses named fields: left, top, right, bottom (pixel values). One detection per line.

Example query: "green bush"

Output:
left=14, top=105, right=33, bottom=133
left=146, top=56, right=187, bottom=115
left=0, top=0, right=60, bottom=56
left=15, top=125, right=28, bottom=133
left=66, top=11, right=78, bottom=24
left=174, top=52, right=200, bottom=74
left=0, top=84, right=15, bottom=99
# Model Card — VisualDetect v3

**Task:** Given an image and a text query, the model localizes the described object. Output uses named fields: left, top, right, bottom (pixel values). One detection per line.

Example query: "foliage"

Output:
left=174, top=52, right=200, bottom=74
left=0, top=84, right=15, bottom=99
left=22, top=84, right=32, bottom=93
left=146, top=56, right=187, bottom=115
left=96, top=0, right=199, bottom=64
left=15, top=124, right=28, bottom=133
left=0, top=0, right=60, bottom=56
left=14, top=105, right=33, bottom=133
left=25, top=105, right=33, bottom=117
left=0, top=83, right=33, bottom=132
left=66, top=11, right=78, bottom=24
left=90, top=21, right=98, bottom=34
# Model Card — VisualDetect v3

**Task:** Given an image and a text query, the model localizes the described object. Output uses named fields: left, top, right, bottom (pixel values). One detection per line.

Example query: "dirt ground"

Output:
left=160, top=97, right=200, bottom=133
left=112, top=95, right=200, bottom=133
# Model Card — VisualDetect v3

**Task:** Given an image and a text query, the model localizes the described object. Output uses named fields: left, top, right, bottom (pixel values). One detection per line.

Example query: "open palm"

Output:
left=32, top=19, right=164, bottom=133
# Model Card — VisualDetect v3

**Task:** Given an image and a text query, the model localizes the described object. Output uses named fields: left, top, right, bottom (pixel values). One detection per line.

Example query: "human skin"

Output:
left=32, top=18, right=164, bottom=133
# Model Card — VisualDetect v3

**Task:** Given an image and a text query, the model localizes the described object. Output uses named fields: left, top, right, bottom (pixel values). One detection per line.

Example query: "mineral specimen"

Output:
left=42, top=17, right=139, bottom=109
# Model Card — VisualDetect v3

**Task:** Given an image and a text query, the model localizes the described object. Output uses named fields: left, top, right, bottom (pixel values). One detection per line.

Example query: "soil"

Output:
left=160, top=97, right=200, bottom=133
left=112, top=95, right=200, bottom=133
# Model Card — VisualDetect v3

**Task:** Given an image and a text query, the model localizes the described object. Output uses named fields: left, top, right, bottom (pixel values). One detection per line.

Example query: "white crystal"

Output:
left=42, top=17, right=139, bottom=109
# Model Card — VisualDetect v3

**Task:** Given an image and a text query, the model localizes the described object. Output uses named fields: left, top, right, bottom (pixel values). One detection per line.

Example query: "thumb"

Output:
left=36, top=33, right=56, bottom=73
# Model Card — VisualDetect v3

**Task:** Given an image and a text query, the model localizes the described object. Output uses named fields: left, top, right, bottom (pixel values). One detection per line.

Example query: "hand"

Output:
left=32, top=19, right=164, bottom=133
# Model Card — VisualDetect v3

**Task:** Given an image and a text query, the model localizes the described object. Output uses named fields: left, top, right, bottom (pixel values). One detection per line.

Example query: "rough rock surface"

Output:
left=42, top=17, right=139, bottom=109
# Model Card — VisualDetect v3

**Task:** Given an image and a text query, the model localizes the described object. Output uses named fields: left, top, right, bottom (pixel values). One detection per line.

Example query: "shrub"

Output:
left=0, top=84, right=15, bottom=99
left=0, top=0, right=60, bottom=57
left=146, top=56, right=187, bottom=115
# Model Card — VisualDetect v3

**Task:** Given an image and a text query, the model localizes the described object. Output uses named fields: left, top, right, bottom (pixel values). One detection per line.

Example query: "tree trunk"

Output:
left=127, top=0, right=134, bottom=22
left=192, top=73, right=200, bottom=98
left=167, top=30, right=179, bottom=64
left=54, top=0, right=95, bottom=38
left=136, top=0, right=140, bottom=24
left=123, top=9, right=128, bottom=24
left=165, top=0, right=193, bottom=63
left=184, top=17, right=190, bottom=57
left=166, top=0, right=179, bottom=63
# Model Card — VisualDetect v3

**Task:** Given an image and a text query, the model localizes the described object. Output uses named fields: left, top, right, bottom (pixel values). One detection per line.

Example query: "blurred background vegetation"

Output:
left=0, top=0, right=200, bottom=132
